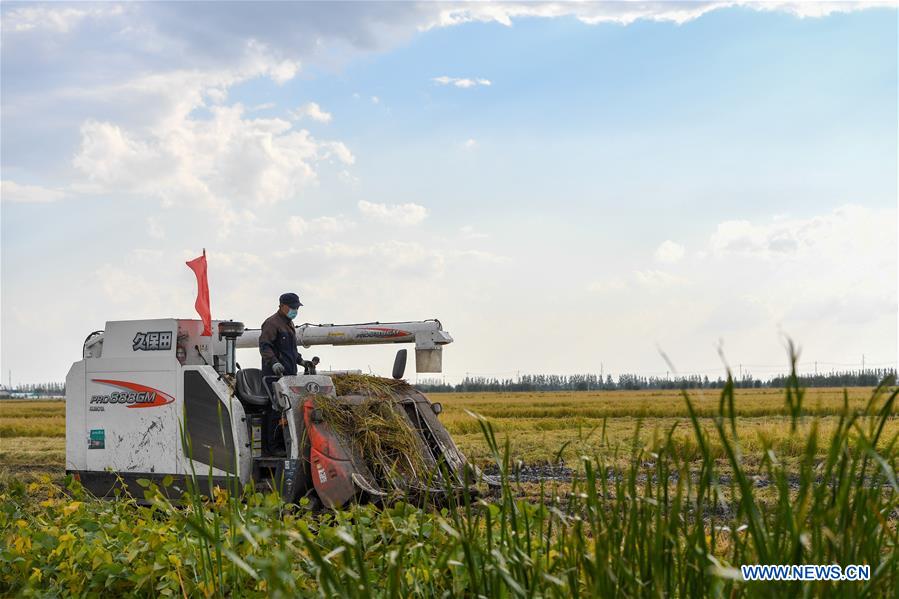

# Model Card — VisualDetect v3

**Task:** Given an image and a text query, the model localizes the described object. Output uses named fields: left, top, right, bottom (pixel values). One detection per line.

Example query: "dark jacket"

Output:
left=259, top=311, right=300, bottom=377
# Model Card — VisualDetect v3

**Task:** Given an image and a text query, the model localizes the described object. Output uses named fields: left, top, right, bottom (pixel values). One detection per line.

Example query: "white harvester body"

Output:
left=65, top=317, right=468, bottom=505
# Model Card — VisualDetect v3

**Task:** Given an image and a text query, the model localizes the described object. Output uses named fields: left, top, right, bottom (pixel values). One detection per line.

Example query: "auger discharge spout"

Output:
left=236, top=319, right=452, bottom=373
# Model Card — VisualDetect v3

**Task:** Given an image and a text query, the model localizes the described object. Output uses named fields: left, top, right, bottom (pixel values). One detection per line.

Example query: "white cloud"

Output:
left=94, top=265, right=158, bottom=304
left=633, top=269, right=685, bottom=288
left=70, top=102, right=353, bottom=234
left=590, top=268, right=687, bottom=293
left=358, top=200, right=428, bottom=226
left=378, top=240, right=445, bottom=273
left=2, top=4, right=125, bottom=33
left=147, top=216, right=165, bottom=240
left=305, top=239, right=504, bottom=276
left=288, top=215, right=355, bottom=236
left=460, top=225, right=488, bottom=239
left=267, top=60, right=300, bottom=84
left=6, top=3, right=879, bottom=47
left=462, top=138, right=478, bottom=150
left=421, top=2, right=890, bottom=30
left=654, top=240, right=685, bottom=264
left=7, top=37, right=303, bottom=154
left=432, top=76, right=492, bottom=88
left=131, top=249, right=165, bottom=263
left=73, top=120, right=155, bottom=185
left=371, top=96, right=380, bottom=104
left=290, top=101, right=332, bottom=123
left=321, top=141, right=356, bottom=165
left=1, top=1, right=895, bottom=385
left=313, top=216, right=354, bottom=233
left=708, top=204, right=882, bottom=260
left=338, top=169, right=360, bottom=185
left=288, top=216, right=309, bottom=236
left=306, top=240, right=444, bottom=275
left=209, top=251, right=266, bottom=273
left=691, top=205, right=897, bottom=336
left=206, top=88, right=228, bottom=104
left=750, top=1, right=892, bottom=19
left=587, top=277, right=628, bottom=293
left=0, top=180, right=67, bottom=203
left=77, top=40, right=301, bottom=110
left=588, top=206, right=896, bottom=330
left=450, top=248, right=508, bottom=264
left=2, top=2, right=884, bottom=222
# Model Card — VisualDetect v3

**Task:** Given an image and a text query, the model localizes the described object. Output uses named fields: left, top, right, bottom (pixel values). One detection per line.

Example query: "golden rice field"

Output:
left=0, top=387, right=892, bottom=480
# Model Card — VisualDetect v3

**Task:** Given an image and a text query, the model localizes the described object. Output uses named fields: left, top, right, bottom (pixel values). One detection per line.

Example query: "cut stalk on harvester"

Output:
left=316, top=375, right=432, bottom=493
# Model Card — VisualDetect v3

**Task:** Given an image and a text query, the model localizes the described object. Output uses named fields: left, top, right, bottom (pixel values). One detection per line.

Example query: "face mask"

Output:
left=286, top=308, right=298, bottom=320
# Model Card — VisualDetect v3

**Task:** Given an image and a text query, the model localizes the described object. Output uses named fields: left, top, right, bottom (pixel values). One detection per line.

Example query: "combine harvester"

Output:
left=66, top=318, right=483, bottom=508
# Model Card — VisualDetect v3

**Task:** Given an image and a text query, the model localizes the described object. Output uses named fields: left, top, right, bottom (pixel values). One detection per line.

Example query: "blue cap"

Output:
left=279, top=293, right=302, bottom=308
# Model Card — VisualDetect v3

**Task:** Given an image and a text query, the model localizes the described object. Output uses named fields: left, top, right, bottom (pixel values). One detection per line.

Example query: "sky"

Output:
left=1, top=1, right=896, bottom=385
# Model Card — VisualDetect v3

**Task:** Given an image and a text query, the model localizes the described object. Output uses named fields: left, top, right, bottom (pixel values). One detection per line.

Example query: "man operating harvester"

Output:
left=259, top=292, right=304, bottom=455
left=259, top=292, right=304, bottom=382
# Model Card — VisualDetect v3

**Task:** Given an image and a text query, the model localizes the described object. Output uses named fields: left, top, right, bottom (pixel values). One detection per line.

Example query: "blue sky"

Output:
left=1, top=2, right=896, bottom=384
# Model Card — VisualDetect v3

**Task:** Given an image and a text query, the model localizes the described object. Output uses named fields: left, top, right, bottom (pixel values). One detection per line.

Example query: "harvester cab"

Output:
left=67, top=317, right=484, bottom=508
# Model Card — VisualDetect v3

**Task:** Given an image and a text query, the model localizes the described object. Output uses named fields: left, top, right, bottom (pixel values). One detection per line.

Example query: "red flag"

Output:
left=186, top=249, right=212, bottom=336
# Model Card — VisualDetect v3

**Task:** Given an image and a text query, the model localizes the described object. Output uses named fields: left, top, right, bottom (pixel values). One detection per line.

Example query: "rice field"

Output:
left=0, top=386, right=890, bottom=475
left=1, top=374, right=897, bottom=597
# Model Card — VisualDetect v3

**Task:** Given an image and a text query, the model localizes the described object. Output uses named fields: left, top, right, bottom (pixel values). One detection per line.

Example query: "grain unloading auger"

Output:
left=67, top=317, right=492, bottom=509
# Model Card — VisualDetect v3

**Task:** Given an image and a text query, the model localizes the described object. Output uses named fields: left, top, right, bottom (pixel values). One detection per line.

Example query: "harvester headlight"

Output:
left=431, top=402, right=443, bottom=415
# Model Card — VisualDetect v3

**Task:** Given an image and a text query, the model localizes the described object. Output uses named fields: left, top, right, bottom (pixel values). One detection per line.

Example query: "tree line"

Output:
left=0, top=381, right=66, bottom=398
left=416, top=368, right=897, bottom=393
left=1, top=369, right=895, bottom=398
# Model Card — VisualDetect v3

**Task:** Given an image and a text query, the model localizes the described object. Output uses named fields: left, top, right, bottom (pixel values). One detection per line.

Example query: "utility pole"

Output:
left=862, top=354, right=865, bottom=372
left=815, top=361, right=817, bottom=375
